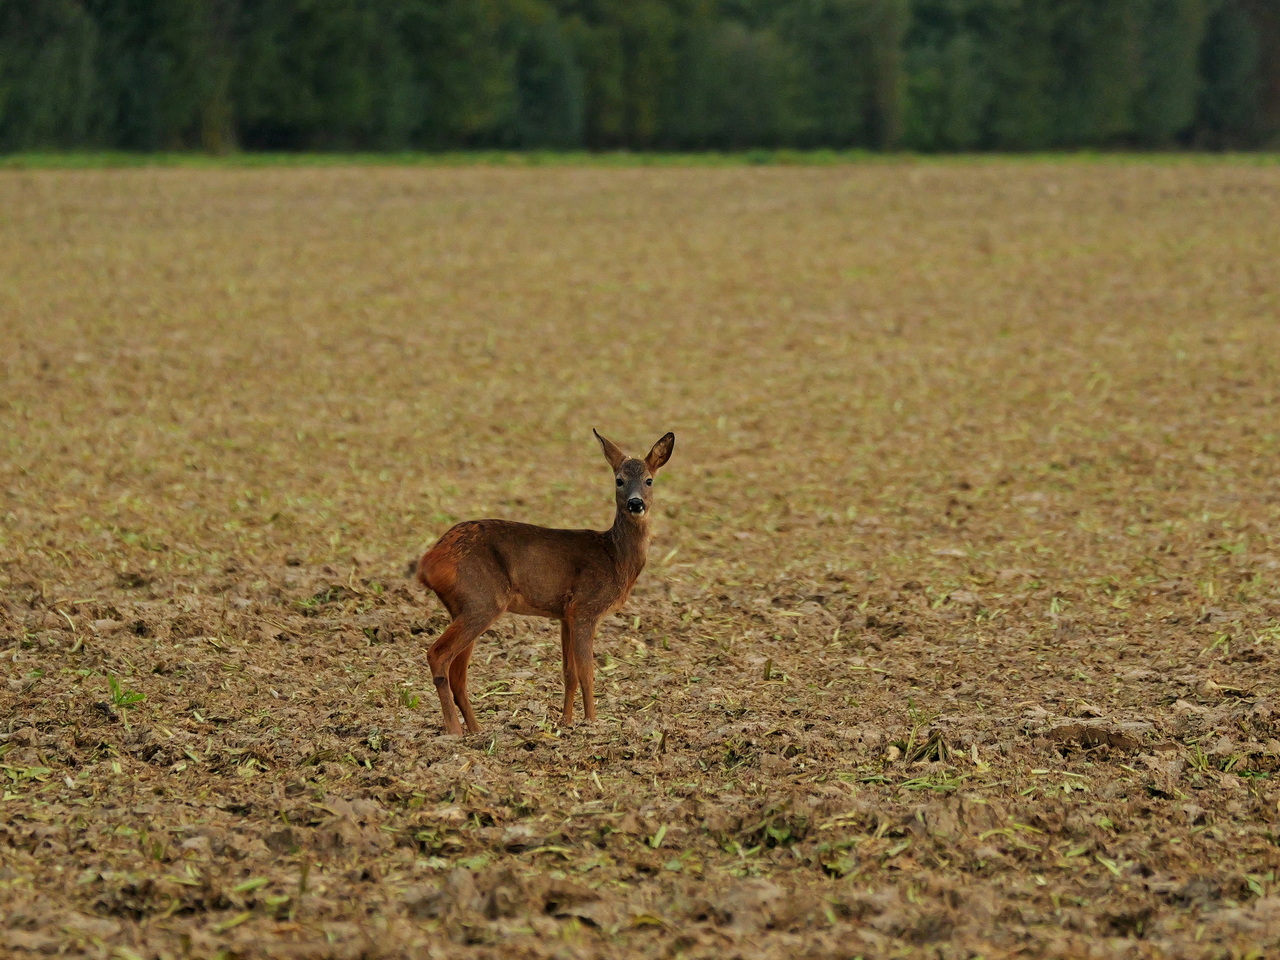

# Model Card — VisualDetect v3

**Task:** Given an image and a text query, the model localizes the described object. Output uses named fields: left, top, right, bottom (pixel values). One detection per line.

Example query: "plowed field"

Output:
left=3, top=161, right=1280, bottom=959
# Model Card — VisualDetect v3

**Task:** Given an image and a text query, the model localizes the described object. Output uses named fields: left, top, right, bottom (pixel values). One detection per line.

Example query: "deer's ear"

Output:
left=645, top=432, right=675, bottom=473
left=594, top=429, right=627, bottom=471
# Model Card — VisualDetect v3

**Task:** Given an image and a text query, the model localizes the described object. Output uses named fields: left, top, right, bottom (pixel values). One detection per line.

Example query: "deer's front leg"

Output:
left=560, top=619, right=578, bottom=725
left=568, top=615, right=601, bottom=723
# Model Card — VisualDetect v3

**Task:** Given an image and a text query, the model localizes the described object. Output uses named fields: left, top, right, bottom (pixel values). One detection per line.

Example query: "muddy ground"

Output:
left=2, top=161, right=1280, bottom=958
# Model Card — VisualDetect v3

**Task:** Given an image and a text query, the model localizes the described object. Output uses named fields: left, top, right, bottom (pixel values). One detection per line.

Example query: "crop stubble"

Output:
left=2, top=162, right=1280, bottom=958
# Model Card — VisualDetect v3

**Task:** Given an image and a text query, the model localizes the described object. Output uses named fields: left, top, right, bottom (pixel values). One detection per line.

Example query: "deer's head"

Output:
left=594, top=429, right=675, bottom=519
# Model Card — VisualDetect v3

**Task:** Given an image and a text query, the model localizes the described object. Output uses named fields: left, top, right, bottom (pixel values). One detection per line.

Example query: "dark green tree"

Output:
left=1134, top=0, right=1210, bottom=145
left=508, top=2, right=584, bottom=147
left=0, top=0, right=100, bottom=149
left=780, top=0, right=910, bottom=148
left=902, top=0, right=993, bottom=150
left=1196, top=0, right=1261, bottom=146
left=663, top=18, right=806, bottom=147
left=1048, top=0, right=1144, bottom=146
left=1, top=0, right=1277, bottom=152
left=83, top=0, right=228, bottom=149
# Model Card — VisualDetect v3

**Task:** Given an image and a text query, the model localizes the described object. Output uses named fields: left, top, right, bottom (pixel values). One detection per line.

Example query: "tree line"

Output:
left=1, top=0, right=1276, bottom=153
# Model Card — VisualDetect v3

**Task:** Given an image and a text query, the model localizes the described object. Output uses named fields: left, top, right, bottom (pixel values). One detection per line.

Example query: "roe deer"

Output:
left=416, top=430, right=675, bottom=735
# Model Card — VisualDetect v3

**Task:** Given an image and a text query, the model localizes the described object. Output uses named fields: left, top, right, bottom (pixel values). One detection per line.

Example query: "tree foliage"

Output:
left=0, top=0, right=1274, bottom=151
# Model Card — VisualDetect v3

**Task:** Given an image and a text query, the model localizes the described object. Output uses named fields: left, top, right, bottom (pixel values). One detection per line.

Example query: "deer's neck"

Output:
left=608, top=511, right=651, bottom=584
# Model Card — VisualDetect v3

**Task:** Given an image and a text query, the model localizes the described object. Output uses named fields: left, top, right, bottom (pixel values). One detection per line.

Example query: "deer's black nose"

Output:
left=627, top=497, right=645, bottom=514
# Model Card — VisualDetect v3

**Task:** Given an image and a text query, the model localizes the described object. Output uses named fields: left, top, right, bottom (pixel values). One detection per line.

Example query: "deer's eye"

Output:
left=616, top=478, right=624, bottom=487
left=645, top=479, right=653, bottom=486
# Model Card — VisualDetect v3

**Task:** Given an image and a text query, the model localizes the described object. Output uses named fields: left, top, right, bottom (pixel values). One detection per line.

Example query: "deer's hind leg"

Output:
left=448, top=640, right=481, bottom=733
left=427, top=606, right=500, bottom=735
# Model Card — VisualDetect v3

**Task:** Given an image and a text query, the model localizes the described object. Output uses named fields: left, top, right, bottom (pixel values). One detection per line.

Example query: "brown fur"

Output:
left=416, top=431, right=674, bottom=735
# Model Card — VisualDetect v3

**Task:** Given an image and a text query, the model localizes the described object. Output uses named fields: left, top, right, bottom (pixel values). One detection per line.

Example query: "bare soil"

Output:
left=2, top=162, right=1280, bottom=959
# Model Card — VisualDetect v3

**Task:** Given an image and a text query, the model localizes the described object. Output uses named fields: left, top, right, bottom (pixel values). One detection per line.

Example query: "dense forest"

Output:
left=1, top=0, right=1277, bottom=152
